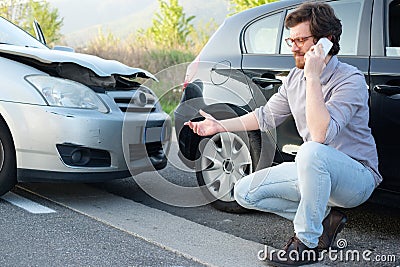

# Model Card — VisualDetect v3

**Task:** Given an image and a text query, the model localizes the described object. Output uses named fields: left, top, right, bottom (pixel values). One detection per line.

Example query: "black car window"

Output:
left=243, top=13, right=282, bottom=54
left=387, top=0, right=400, bottom=57
left=280, top=0, right=364, bottom=56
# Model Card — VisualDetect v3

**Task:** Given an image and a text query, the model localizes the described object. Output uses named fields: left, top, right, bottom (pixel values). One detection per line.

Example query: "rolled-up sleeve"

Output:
left=255, top=85, right=291, bottom=132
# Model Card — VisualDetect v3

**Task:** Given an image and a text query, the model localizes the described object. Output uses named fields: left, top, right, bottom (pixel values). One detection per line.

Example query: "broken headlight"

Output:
left=26, top=75, right=109, bottom=113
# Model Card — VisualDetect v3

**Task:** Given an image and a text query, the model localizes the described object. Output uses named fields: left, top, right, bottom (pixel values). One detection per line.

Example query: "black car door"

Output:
left=369, top=0, right=400, bottom=192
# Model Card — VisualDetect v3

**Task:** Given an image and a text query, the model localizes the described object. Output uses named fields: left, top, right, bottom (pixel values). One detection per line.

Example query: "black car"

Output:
left=174, top=0, right=400, bottom=212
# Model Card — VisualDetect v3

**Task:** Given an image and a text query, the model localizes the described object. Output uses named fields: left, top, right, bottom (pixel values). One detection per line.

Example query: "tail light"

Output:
left=183, top=55, right=200, bottom=91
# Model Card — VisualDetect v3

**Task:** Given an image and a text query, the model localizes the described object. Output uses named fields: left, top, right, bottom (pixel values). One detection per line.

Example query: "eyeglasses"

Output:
left=285, top=35, right=314, bottom=48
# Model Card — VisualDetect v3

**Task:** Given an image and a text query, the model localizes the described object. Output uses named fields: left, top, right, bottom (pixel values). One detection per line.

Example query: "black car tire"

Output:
left=0, top=121, right=17, bottom=196
left=196, top=130, right=261, bottom=213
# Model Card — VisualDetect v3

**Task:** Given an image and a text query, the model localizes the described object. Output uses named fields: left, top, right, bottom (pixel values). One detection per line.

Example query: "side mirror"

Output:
left=33, top=19, right=46, bottom=45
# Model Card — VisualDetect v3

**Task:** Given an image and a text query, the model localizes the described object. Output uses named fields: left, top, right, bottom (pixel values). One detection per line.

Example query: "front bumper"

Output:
left=1, top=101, right=171, bottom=182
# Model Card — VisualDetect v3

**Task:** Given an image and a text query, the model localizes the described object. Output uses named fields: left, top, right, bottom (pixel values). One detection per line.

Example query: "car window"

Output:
left=387, top=0, right=400, bottom=57
left=280, top=0, right=364, bottom=56
left=243, top=13, right=282, bottom=54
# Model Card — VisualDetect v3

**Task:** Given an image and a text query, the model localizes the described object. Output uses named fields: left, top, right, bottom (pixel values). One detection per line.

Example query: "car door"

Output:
left=369, top=0, right=400, bottom=192
left=240, top=0, right=371, bottom=160
left=240, top=7, right=300, bottom=160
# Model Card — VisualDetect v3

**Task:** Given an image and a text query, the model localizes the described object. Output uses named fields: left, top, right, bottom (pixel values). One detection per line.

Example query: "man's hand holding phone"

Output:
left=317, top=37, right=333, bottom=57
left=304, top=37, right=332, bottom=80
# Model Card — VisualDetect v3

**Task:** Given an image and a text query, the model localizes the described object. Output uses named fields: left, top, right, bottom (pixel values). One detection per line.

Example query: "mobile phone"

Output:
left=317, top=37, right=333, bottom=57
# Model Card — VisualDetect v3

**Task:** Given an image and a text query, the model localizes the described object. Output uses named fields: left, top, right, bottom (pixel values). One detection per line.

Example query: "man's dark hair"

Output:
left=285, top=2, right=342, bottom=55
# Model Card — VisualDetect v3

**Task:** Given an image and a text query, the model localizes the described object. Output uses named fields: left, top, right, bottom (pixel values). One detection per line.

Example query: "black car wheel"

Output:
left=196, top=131, right=261, bottom=213
left=0, top=121, right=17, bottom=196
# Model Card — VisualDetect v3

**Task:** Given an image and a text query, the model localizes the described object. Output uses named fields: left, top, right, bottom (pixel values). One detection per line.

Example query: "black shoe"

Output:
left=318, top=209, right=347, bottom=251
left=266, top=236, right=319, bottom=266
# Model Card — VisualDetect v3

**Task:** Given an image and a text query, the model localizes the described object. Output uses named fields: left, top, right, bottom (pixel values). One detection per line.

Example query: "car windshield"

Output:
left=0, top=17, right=48, bottom=49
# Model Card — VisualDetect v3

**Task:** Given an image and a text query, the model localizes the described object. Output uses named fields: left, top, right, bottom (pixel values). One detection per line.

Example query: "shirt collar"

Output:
left=300, top=55, right=339, bottom=85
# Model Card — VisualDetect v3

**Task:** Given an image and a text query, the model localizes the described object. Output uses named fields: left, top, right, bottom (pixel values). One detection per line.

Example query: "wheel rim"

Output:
left=199, top=132, right=252, bottom=202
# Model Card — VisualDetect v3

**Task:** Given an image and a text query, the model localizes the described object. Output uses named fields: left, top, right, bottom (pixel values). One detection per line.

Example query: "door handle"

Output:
left=251, top=77, right=282, bottom=88
left=374, top=85, right=400, bottom=96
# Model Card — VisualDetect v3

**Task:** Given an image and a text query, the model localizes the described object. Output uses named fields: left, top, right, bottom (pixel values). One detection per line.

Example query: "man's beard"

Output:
left=294, top=53, right=305, bottom=69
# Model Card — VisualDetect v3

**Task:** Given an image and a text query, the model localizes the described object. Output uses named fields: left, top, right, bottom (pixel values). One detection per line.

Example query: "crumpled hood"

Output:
left=0, top=44, right=157, bottom=81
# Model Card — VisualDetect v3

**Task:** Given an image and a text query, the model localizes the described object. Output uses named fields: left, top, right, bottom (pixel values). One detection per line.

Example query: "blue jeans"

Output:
left=234, top=141, right=376, bottom=248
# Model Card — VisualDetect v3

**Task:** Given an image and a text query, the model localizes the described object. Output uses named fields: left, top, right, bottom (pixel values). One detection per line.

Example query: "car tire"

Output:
left=196, top=130, right=261, bottom=213
left=0, top=121, right=17, bottom=196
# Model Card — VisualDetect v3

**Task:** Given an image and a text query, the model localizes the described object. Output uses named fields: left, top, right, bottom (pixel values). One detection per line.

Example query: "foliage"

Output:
left=138, top=0, right=195, bottom=50
left=85, top=28, right=121, bottom=55
left=83, top=30, right=195, bottom=75
left=229, top=0, right=277, bottom=14
left=0, top=0, right=63, bottom=46
left=23, top=0, right=63, bottom=45
left=190, top=18, right=219, bottom=52
left=0, top=0, right=21, bottom=20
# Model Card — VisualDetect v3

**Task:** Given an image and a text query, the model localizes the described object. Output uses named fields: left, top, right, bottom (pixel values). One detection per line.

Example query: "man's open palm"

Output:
left=184, top=110, right=224, bottom=136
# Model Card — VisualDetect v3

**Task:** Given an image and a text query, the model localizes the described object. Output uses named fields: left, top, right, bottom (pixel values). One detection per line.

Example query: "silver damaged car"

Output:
left=0, top=17, right=172, bottom=195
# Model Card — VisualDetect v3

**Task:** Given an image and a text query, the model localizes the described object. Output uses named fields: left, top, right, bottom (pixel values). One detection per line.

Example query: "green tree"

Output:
left=230, top=0, right=277, bottom=14
left=1, top=0, right=63, bottom=46
left=1, top=0, right=25, bottom=21
left=139, top=0, right=195, bottom=49
left=23, top=0, right=63, bottom=45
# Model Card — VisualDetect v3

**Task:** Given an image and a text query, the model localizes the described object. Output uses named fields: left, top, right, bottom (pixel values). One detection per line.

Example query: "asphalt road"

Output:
left=0, top=187, right=205, bottom=267
left=1, top=138, right=399, bottom=267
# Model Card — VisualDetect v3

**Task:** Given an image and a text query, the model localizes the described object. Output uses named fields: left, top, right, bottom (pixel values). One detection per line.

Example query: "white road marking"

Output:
left=19, top=183, right=328, bottom=267
left=1, top=192, right=56, bottom=214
